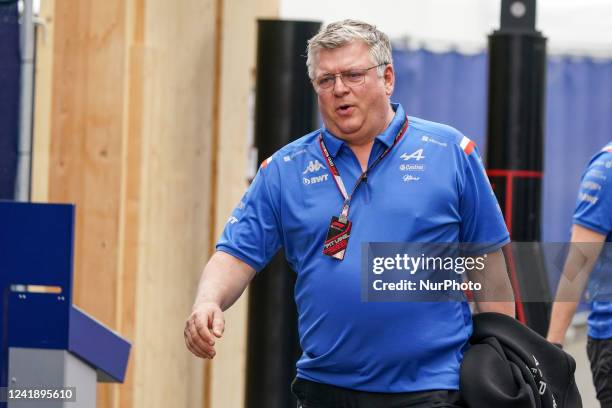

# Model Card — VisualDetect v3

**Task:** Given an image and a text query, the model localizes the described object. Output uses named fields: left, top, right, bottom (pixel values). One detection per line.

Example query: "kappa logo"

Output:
left=227, top=216, right=238, bottom=224
left=303, top=160, right=326, bottom=174
left=400, top=149, right=426, bottom=161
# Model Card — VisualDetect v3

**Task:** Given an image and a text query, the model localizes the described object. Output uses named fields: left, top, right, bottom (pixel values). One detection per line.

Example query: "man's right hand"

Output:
left=184, top=251, right=256, bottom=359
left=184, top=302, right=225, bottom=359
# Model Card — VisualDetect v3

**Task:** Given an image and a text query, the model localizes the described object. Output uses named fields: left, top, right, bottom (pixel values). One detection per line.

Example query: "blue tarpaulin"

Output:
left=0, top=1, right=20, bottom=200
left=392, top=48, right=612, bottom=242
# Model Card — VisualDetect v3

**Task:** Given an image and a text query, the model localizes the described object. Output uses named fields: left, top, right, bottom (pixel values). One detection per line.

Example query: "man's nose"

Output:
left=332, top=75, right=350, bottom=95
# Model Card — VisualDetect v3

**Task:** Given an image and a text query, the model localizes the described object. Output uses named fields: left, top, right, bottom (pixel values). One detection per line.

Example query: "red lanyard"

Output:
left=318, top=117, right=409, bottom=222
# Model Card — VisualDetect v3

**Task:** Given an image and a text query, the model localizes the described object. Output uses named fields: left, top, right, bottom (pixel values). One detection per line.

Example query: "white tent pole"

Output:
left=15, top=0, right=34, bottom=201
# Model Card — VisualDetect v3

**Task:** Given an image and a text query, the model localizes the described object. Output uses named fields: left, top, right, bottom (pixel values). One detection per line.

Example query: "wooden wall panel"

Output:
left=114, top=0, right=146, bottom=405
left=32, top=0, right=278, bottom=406
left=131, top=1, right=216, bottom=407
left=31, top=0, right=55, bottom=202
left=47, top=0, right=126, bottom=323
left=209, top=1, right=279, bottom=407
left=34, top=0, right=215, bottom=406
left=46, top=1, right=127, bottom=407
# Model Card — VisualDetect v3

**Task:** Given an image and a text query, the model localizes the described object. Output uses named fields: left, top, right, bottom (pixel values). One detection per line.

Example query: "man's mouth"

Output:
left=336, top=104, right=354, bottom=114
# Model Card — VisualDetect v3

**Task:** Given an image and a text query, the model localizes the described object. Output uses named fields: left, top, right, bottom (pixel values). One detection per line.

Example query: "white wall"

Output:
left=281, top=0, right=612, bottom=56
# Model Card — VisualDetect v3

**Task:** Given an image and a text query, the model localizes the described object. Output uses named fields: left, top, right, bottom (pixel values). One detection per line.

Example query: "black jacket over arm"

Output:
left=461, top=312, right=582, bottom=408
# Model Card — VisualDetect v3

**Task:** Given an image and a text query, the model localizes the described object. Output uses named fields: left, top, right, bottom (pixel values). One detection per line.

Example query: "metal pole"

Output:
left=15, top=0, right=34, bottom=201
left=486, top=0, right=551, bottom=335
left=246, top=19, right=320, bottom=408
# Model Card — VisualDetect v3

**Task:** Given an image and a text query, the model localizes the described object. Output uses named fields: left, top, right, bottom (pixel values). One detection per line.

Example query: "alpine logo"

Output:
left=303, top=160, right=326, bottom=174
left=400, top=149, right=426, bottom=161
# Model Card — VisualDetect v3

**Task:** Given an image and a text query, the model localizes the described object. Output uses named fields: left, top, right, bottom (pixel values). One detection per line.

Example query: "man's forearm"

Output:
left=475, top=301, right=515, bottom=317
left=546, top=252, right=590, bottom=343
left=193, top=251, right=256, bottom=311
left=470, top=249, right=515, bottom=318
left=546, top=225, right=605, bottom=343
left=547, top=301, right=579, bottom=344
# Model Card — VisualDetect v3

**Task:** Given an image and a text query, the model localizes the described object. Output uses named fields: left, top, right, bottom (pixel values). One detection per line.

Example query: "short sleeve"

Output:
left=458, top=143, right=510, bottom=252
left=573, top=157, right=612, bottom=235
left=216, top=161, right=282, bottom=272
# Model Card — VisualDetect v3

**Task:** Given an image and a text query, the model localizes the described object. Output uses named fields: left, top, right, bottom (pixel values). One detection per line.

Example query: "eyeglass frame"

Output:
left=311, top=63, right=389, bottom=93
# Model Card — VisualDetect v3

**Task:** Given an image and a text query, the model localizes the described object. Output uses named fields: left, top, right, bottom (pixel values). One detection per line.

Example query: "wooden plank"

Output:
left=208, top=0, right=279, bottom=407
left=31, top=0, right=55, bottom=202
left=46, top=1, right=128, bottom=406
left=115, top=0, right=147, bottom=406
left=129, top=1, right=217, bottom=406
left=34, top=0, right=278, bottom=406
left=48, top=0, right=126, bottom=321
left=205, top=0, right=224, bottom=403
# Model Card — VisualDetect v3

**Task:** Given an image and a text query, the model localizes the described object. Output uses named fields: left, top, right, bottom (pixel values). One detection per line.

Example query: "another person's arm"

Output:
left=546, top=224, right=605, bottom=345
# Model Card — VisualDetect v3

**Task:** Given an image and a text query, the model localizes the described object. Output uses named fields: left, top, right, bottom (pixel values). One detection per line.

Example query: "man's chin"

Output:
left=333, top=120, right=362, bottom=135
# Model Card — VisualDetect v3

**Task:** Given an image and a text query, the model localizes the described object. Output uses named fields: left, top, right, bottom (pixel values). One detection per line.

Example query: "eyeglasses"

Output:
left=312, top=63, right=387, bottom=92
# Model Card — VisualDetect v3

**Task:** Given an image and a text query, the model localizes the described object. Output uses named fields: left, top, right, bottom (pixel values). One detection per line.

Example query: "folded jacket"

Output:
left=460, top=312, right=582, bottom=408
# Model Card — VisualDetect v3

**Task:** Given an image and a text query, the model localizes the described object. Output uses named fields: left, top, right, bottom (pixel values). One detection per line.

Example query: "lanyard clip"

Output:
left=339, top=203, right=350, bottom=223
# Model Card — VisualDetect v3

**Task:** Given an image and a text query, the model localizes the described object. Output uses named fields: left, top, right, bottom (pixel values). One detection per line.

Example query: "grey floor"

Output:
left=564, top=318, right=599, bottom=407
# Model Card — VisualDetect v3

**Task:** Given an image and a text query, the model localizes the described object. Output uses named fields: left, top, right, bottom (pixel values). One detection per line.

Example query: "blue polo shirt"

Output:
left=573, top=142, right=612, bottom=340
left=217, top=103, right=509, bottom=392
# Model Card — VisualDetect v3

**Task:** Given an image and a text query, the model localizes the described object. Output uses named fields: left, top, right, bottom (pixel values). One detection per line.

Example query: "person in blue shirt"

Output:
left=548, top=142, right=612, bottom=408
left=185, top=19, right=515, bottom=407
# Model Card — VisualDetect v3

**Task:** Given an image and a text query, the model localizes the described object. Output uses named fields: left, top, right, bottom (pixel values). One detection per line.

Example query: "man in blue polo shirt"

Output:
left=548, top=142, right=612, bottom=408
left=185, top=19, right=515, bottom=407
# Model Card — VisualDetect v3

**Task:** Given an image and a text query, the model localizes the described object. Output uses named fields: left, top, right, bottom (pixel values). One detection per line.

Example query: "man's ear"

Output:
left=384, top=64, right=395, bottom=96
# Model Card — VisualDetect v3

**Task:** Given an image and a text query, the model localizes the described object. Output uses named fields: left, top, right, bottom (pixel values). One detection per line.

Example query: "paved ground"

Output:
left=564, top=322, right=599, bottom=407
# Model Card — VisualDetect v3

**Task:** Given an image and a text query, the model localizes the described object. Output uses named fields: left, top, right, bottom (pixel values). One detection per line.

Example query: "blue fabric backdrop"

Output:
left=392, top=48, right=612, bottom=241
left=0, top=1, right=20, bottom=200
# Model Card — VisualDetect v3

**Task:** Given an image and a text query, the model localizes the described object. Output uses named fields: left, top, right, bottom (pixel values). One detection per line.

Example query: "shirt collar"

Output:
left=320, top=103, right=405, bottom=157
left=378, top=103, right=405, bottom=148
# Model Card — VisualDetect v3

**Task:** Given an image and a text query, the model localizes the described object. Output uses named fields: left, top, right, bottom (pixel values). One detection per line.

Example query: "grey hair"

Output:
left=306, top=19, right=393, bottom=79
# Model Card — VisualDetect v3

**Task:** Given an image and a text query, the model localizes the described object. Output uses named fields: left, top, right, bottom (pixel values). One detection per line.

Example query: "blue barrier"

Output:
left=0, top=201, right=130, bottom=407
